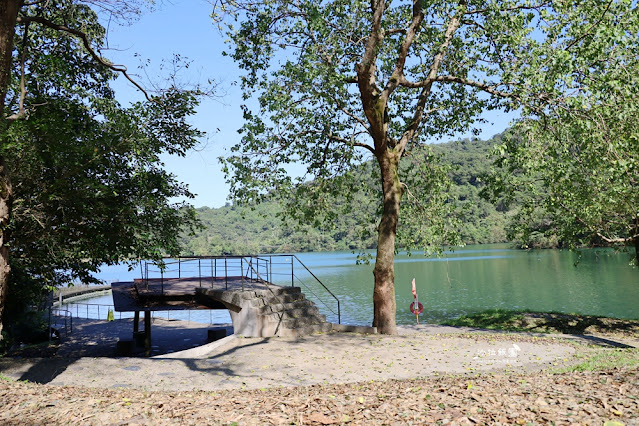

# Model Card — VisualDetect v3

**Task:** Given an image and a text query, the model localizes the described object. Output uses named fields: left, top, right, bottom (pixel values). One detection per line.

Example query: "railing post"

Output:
left=241, top=257, right=244, bottom=291
left=291, top=256, right=294, bottom=287
left=224, top=257, right=228, bottom=290
left=199, top=258, right=202, bottom=287
left=161, top=269, right=164, bottom=295
left=179, top=257, right=181, bottom=279
left=211, top=258, right=214, bottom=286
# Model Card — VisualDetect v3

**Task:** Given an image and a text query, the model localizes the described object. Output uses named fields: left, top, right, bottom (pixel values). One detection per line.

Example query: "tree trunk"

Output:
left=372, top=149, right=402, bottom=335
left=0, top=0, right=21, bottom=339
left=634, top=219, right=639, bottom=267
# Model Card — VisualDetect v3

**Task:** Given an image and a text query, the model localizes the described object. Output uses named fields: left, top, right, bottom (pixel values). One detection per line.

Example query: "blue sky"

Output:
left=102, top=0, right=518, bottom=209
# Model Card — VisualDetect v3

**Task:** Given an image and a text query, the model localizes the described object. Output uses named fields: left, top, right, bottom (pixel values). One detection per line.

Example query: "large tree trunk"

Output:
left=372, top=149, right=402, bottom=335
left=0, top=0, right=21, bottom=339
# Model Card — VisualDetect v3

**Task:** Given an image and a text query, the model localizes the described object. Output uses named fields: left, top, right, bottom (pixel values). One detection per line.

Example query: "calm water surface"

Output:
left=71, top=244, right=638, bottom=326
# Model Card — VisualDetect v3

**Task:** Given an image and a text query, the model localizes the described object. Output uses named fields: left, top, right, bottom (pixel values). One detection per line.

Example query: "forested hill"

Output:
left=180, top=135, right=512, bottom=256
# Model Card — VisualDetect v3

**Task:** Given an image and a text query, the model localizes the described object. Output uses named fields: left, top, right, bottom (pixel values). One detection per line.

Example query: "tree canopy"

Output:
left=487, top=47, right=639, bottom=262
left=0, top=0, right=203, bottom=340
left=218, top=0, right=639, bottom=333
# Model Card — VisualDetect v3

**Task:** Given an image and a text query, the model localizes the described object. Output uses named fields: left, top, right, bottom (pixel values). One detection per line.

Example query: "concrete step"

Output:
left=261, top=311, right=326, bottom=328
left=281, top=314, right=327, bottom=329
left=277, top=322, right=333, bottom=337
left=258, top=301, right=315, bottom=315
left=241, top=286, right=301, bottom=299
left=250, top=292, right=306, bottom=307
left=280, top=306, right=320, bottom=318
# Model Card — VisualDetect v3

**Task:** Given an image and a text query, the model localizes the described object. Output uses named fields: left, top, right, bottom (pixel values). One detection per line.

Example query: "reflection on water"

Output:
left=76, top=244, right=638, bottom=327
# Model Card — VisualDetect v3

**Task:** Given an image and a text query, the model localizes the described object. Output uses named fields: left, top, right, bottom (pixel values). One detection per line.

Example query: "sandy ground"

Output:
left=0, top=318, right=605, bottom=392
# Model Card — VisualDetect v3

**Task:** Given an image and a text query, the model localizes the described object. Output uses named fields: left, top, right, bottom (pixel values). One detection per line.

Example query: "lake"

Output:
left=66, top=244, right=638, bottom=326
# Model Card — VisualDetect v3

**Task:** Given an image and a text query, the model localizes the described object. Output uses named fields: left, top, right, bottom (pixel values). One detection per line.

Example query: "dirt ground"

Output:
left=0, top=319, right=637, bottom=424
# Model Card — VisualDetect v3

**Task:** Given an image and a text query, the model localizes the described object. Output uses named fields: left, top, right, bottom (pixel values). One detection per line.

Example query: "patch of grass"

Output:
left=0, top=373, right=14, bottom=382
left=442, top=310, right=639, bottom=337
left=555, top=348, right=639, bottom=373
left=442, top=309, right=529, bottom=332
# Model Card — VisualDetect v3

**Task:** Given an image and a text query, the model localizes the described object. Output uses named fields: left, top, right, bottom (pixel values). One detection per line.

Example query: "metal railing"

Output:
left=48, top=307, right=73, bottom=337
left=53, top=302, right=122, bottom=321
left=49, top=301, right=230, bottom=324
left=139, top=255, right=341, bottom=324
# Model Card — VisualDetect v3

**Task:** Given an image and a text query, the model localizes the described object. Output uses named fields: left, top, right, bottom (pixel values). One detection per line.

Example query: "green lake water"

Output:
left=293, top=244, right=638, bottom=325
left=82, top=244, right=638, bottom=326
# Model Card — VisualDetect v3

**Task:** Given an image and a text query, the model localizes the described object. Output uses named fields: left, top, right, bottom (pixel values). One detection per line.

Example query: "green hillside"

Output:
left=180, top=135, right=513, bottom=256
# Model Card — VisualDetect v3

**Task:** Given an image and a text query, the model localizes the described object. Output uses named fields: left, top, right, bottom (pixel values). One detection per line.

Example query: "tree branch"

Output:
left=380, top=0, right=424, bottom=102
left=465, top=1, right=552, bottom=15
left=396, top=1, right=467, bottom=154
left=596, top=232, right=638, bottom=245
left=16, top=15, right=152, bottom=102
left=6, top=20, right=29, bottom=122
left=433, top=75, right=514, bottom=99
left=356, top=0, right=385, bottom=105
left=564, top=0, right=613, bottom=52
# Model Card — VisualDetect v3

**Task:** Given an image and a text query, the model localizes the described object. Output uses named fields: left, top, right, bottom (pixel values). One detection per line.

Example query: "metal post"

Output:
left=179, top=257, right=181, bottom=278
left=144, top=311, right=151, bottom=357
left=241, top=257, right=244, bottom=291
left=161, top=269, right=164, bottom=295
left=211, top=258, right=214, bottom=286
left=134, top=311, right=140, bottom=333
left=199, top=258, right=202, bottom=287
left=291, top=256, right=294, bottom=287
left=224, top=257, right=228, bottom=289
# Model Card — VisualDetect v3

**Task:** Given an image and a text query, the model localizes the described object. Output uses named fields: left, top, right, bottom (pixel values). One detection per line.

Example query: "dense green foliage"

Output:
left=1, top=1, right=203, bottom=341
left=486, top=23, right=639, bottom=259
left=182, top=135, right=511, bottom=255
